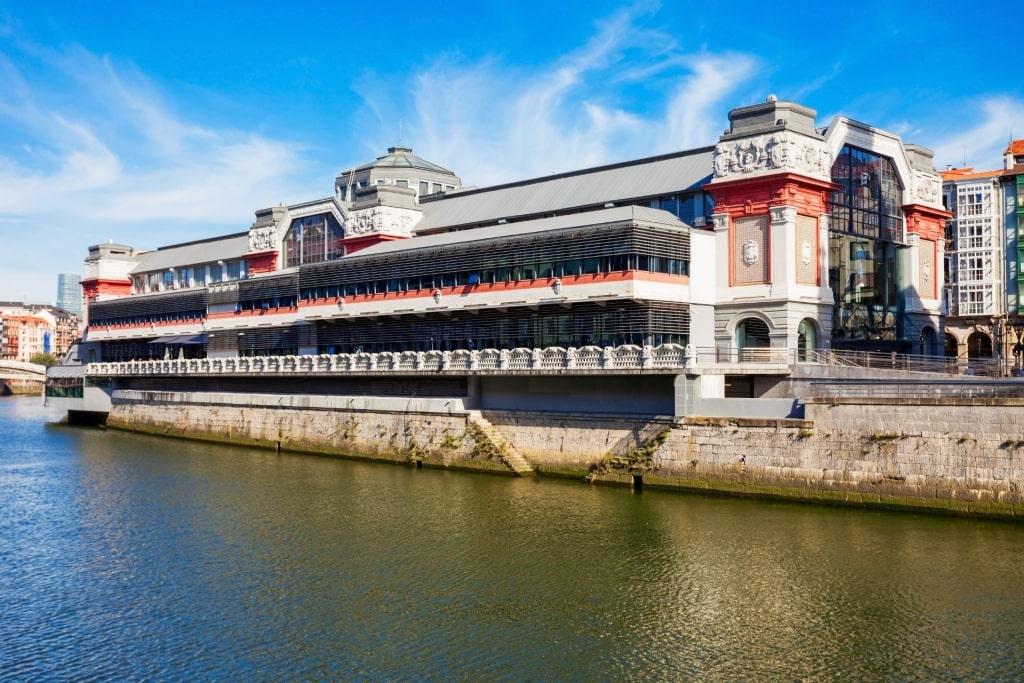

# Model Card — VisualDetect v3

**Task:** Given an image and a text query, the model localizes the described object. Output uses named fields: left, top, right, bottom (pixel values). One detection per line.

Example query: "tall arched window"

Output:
left=283, top=213, right=345, bottom=268
left=797, top=318, right=817, bottom=362
left=736, top=317, right=771, bottom=361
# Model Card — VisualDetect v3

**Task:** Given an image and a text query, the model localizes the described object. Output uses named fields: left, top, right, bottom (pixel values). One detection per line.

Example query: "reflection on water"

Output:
left=2, top=396, right=1023, bottom=681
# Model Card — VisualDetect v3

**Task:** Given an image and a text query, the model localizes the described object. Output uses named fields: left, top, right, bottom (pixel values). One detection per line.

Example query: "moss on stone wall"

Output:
left=104, top=396, right=1024, bottom=521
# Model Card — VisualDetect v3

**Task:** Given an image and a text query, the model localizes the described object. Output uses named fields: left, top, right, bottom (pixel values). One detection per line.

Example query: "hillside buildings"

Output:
left=0, top=302, right=78, bottom=362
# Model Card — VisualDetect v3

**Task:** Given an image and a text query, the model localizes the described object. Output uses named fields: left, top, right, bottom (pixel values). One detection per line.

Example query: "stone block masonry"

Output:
left=105, top=390, right=1024, bottom=520
left=619, top=399, right=1024, bottom=519
left=107, top=391, right=515, bottom=475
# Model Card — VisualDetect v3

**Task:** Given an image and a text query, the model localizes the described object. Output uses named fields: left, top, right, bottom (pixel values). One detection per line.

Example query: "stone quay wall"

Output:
left=627, top=398, right=1024, bottom=519
left=105, top=391, right=1024, bottom=520
left=107, top=391, right=513, bottom=474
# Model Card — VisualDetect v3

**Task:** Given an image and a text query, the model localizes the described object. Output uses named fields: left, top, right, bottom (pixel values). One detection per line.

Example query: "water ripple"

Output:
left=2, top=397, right=1024, bottom=681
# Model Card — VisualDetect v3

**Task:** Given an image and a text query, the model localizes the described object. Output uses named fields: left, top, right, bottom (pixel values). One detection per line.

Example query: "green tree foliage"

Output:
left=29, top=352, right=58, bottom=367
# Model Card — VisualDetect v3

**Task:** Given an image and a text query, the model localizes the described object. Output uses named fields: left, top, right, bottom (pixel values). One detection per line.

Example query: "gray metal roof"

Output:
left=353, top=205, right=688, bottom=258
left=345, top=146, right=457, bottom=176
left=131, top=233, right=250, bottom=274
left=415, top=147, right=715, bottom=232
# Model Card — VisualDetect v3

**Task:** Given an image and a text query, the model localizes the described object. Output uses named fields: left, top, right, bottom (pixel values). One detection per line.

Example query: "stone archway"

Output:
left=944, top=333, right=959, bottom=358
left=797, top=318, right=818, bottom=362
left=967, top=331, right=993, bottom=360
left=736, top=317, right=771, bottom=362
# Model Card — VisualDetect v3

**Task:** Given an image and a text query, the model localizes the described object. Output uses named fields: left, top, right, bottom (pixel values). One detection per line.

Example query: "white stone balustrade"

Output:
left=85, top=344, right=722, bottom=377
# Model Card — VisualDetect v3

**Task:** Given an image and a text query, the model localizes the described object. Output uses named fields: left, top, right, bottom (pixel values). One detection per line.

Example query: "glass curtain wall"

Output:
left=829, top=145, right=906, bottom=346
left=283, top=214, right=345, bottom=268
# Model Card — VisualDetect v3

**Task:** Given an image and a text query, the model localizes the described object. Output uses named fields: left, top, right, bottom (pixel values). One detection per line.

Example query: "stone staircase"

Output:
left=469, top=414, right=534, bottom=476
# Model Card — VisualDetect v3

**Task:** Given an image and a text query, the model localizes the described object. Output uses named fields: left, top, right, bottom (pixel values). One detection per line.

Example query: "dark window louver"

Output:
left=89, top=290, right=208, bottom=325
left=298, top=223, right=689, bottom=291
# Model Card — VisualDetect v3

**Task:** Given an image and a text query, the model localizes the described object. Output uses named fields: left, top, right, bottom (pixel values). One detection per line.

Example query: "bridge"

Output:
left=0, top=360, right=47, bottom=383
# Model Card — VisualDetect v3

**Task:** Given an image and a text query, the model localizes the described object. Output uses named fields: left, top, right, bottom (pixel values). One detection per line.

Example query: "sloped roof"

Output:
left=353, top=205, right=688, bottom=258
left=940, top=167, right=1002, bottom=182
left=344, top=146, right=456, bottom=176
left=414, top=147, right=715, bottom=233
left=1004, top=140, right=1024, bottom=156
left=131, top=233, right=250, bottom=274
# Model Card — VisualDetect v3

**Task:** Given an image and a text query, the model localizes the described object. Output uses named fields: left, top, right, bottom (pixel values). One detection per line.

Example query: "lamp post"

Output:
left=990, top=317, right=1001, bottom=376
left=1012, top=318, right=1024, bottom=375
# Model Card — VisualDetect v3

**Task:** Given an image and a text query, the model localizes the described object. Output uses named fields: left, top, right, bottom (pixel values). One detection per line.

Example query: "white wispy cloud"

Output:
left=930, top=96, right=1024, bottom=171
left=0, top=43, right=312, bottom=224
left=0, top=36, right=320, bottom=302
left=356, top=7, right=759, bottom=187
left=660, top=53, right=759, bottom=153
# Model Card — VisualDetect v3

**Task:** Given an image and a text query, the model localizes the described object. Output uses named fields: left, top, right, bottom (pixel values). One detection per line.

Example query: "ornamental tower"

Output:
left=705, top=96, right=949, bottom=358
left=705, top=96, right=835, bottom=360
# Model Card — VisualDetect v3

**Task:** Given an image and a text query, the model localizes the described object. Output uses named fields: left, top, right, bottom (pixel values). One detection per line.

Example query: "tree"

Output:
left=29, top=352, right=58, bottom=367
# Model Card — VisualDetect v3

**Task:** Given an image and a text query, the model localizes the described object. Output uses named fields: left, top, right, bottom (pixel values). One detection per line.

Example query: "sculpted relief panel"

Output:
left=713, top=132, right=832, bottom=182
left=910, top=170, right=942, bottom=208
left=348, top=206, right=421, bottom=237
left=248, top=226, right=277, bottom=252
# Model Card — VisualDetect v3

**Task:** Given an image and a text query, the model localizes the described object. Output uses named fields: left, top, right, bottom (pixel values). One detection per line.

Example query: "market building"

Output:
left=49, top=98, right=1024, bottom=519
left=75, top=97, right=948, bottom=372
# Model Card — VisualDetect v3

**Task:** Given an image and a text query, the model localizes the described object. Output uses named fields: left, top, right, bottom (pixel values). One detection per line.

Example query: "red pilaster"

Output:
left=80, top=278, right=131, bottom=302
left=706, top=172, right=837, bottom=286
left=245, top=250, right=279, bottom=275
left=80, top=277, right=131, bottom=328
left=904, top=204, right=949, bottom=302
left=903, top=203, right=951, bottom=242
left=706, top=172, right=836, bottom=219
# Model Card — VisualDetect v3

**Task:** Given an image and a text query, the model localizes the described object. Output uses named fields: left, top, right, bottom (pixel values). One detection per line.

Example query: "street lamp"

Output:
left=1011, top=319, right=1024, bottom=374
left=991, top=317, right=1004, bottom=376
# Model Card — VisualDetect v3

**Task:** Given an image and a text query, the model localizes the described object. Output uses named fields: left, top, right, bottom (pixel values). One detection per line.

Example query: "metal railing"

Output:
left=83, top=344, right=973, bottom=379
left=806, top=349, right=960, bottom=374
left=809, top=379, right=1024, bottom=400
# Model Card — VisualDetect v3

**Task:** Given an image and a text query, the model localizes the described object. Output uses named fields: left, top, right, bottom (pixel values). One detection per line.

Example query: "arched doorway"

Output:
left=944, top=333, right=959, bottom=358
left=797, top=318, right=817, bottom=362
left=967, top=331, right=993, bottom=360
left=736, top=317, right=771, bottom=362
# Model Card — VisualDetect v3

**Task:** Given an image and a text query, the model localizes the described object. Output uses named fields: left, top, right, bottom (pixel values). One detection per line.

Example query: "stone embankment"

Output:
left=106, top=391, right=1024, bottom=520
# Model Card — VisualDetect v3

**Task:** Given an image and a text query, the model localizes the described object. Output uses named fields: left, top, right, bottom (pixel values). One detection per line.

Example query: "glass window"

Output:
left=830, top=145, right=904, bottom=243
left=283, top=213, right=346, bottom=268
left=226, top=260, right=246, bottom=280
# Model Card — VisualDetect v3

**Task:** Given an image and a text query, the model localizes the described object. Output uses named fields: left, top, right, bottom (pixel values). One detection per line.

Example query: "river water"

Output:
left=3, top=396, right=1024, bottom=681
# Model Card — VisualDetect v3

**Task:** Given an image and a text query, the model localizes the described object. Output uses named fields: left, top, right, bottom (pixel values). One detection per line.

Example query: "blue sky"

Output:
left=1, top=1, right=1021, bottom=304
